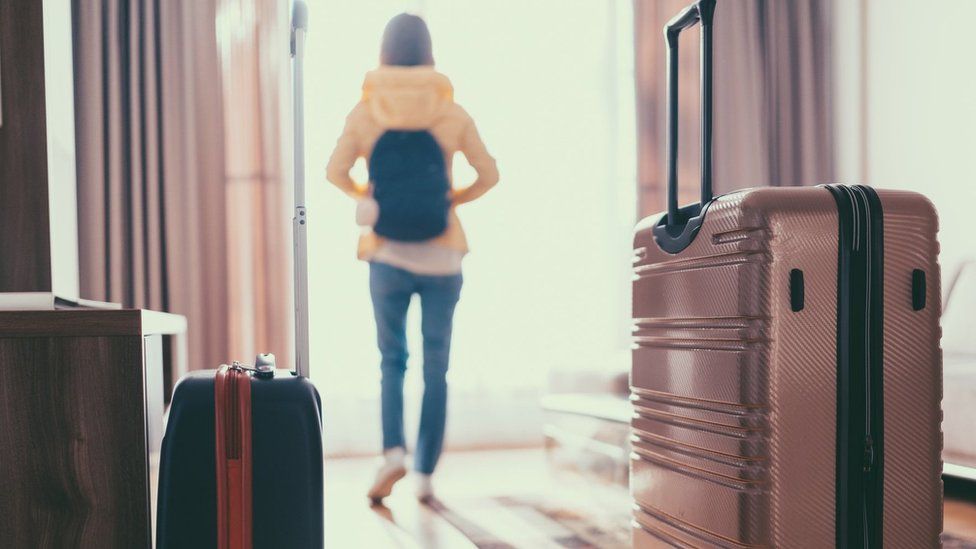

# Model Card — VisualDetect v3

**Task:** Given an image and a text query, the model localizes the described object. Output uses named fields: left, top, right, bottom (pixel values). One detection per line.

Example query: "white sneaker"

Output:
left=367, top=448, right=407, bottom=504
left=416, top=473, right=435, bottom=504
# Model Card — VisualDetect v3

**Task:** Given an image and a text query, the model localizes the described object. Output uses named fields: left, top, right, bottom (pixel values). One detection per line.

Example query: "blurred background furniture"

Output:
left=943, top=261, right=976, bottom=481
left=541, top=353, right=631, bottom=488
left=0, top=309, right=186, bottom=547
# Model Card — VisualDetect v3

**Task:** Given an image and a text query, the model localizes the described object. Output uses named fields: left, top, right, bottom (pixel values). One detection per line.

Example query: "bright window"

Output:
left=305, top=0, right=636, bottom=455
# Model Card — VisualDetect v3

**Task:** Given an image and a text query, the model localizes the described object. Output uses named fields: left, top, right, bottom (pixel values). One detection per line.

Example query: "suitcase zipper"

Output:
left=857, top=186, right=874, bottom=549
left=216, top=364, right=253, bottom=549
left=225, top=368, right=241, bottom=459
left=857, top=185, right=885, bottom=549
left=826, top=184, right=884, bottom=548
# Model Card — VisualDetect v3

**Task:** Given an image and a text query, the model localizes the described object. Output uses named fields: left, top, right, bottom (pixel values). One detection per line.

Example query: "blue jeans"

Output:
left=369, top=262, right=463, bottom=474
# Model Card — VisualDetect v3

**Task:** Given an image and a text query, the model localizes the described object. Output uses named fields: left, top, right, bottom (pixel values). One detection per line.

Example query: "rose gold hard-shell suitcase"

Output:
left=630, top=2, right=942, bottom=547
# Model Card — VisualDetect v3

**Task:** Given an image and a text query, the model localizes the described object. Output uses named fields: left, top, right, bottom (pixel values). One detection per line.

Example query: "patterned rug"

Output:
left=427, top=495, right=630, bottom=549
left=945, top=533, right=976, bottom=548
left=429, top=496, right=976, bottom=549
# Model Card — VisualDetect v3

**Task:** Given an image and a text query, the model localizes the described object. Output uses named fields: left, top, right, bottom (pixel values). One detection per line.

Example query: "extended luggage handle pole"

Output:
left=291, top=1, right=310, bottom=378
left=664, top=0, right=715, bottom=226
left=652, top=0, right=715, bottom=254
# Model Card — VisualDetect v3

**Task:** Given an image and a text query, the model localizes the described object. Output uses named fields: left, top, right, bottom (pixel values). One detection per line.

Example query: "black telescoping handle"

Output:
left=664, top=0, right=716, bottom=227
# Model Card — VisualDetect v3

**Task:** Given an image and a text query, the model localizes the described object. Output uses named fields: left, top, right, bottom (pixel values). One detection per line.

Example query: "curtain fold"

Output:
left=74, top=0, right=230, bottom=373
left=217, top=0, right=292, bottom=369
left=634, top=0, right=834, bottom=217
left=74, top=0, right=289, bottom=374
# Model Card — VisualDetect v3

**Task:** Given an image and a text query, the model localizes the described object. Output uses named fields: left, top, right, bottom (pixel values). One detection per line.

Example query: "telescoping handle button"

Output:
left=254, top=353, right=276, bottom=379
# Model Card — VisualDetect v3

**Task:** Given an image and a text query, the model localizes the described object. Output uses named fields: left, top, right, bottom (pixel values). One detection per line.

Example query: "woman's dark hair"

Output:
left=380, top=13, right=434, bottom=66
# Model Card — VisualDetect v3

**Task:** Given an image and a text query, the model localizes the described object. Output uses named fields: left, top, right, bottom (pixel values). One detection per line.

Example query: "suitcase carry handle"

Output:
left=291, top=1, right=310, bottom=378
left=653, top=0, right=716, bottom=254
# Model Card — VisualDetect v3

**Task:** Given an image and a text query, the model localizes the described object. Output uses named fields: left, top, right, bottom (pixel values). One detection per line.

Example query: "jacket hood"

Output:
left=362, top=66, right=454, bottom=130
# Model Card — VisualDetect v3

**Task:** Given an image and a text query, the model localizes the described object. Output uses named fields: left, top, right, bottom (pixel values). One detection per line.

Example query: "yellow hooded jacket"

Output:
left=326, top=66, right=499, bottom=261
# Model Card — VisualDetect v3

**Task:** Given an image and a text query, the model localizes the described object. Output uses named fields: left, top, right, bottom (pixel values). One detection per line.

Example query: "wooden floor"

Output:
left=325, top=448, right=626, bottom=548
left=324, top=448, right=976, bottom=548
left=947, top=476, right=976, bottom=543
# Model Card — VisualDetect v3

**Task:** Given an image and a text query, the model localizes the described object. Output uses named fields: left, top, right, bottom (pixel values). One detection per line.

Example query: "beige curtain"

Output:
left=74, top=0, right=230, bottom=375
left=217, top=0, right=292, bottom=369
left=634, top=0, right=834, bottom=217
left=73, top=0, right=290, bottom=374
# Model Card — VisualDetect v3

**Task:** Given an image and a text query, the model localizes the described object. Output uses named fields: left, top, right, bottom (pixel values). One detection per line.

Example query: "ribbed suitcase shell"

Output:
left=630, top=187, right=942, bottom=548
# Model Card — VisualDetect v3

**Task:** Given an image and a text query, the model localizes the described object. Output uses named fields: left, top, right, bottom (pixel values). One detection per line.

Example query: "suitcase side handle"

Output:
left=291, top=1, right=311, bottom=378
left=654, top=0, right=716, bottom=254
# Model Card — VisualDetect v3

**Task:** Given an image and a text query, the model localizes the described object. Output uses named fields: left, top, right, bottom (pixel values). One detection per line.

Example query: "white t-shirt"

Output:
left=371, top=240, right=464, bottom=275
left=357, top=197, right=463, bottom=275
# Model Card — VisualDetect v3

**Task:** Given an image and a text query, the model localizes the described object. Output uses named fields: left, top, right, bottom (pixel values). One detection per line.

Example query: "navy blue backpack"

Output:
left=369, top=130, right=450, bottom=242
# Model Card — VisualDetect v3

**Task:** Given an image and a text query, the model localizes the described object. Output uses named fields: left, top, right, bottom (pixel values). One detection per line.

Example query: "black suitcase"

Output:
left=156, top=366, right=323, bottom=548
left=155, top=3, right=323, bottom=547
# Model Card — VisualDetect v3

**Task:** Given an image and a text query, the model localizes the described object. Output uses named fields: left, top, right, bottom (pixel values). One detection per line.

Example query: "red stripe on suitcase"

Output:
left=216, top=366, right=253, bottom=549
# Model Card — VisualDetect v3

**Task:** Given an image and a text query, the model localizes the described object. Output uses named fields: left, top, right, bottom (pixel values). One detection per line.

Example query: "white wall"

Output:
left=834, top=0, right=976, bottom=277
left=43, top=0, right=80, bottom=299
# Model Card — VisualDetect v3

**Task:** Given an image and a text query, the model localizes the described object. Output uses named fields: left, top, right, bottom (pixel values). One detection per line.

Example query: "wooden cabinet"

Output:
left=0, top=310, right=186, bottom=548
